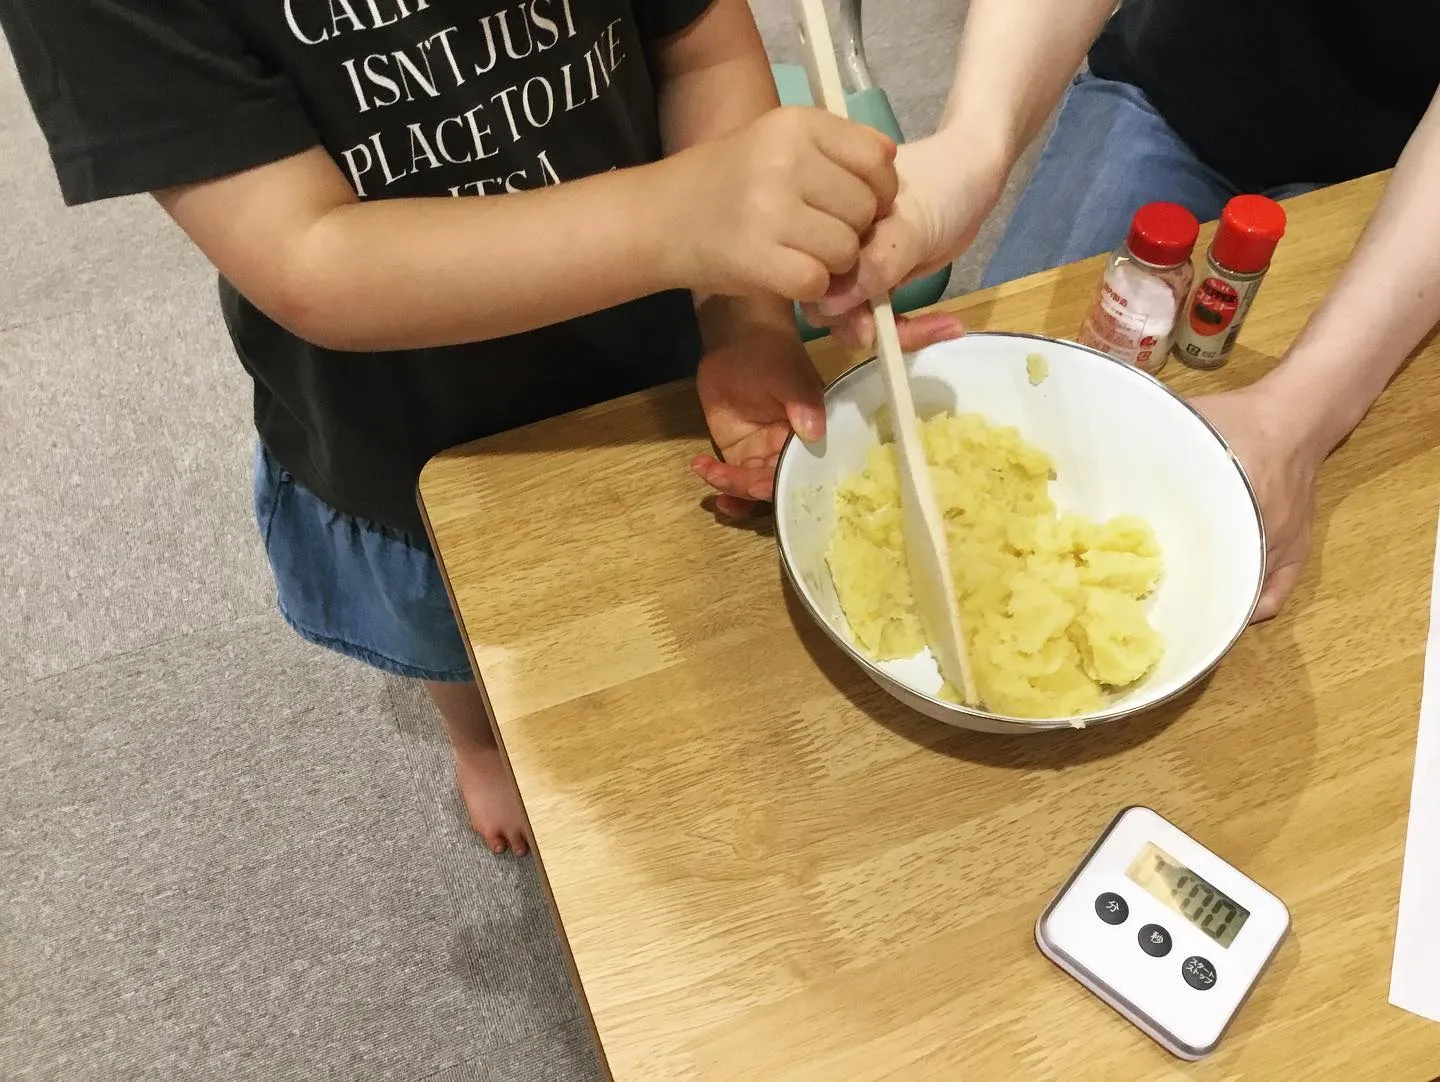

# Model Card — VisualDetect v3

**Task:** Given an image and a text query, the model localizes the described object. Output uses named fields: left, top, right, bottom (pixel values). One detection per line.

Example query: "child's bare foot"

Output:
left=425, top=679, right=532, bottom=856
left=452, top=741, right=530, bottom=856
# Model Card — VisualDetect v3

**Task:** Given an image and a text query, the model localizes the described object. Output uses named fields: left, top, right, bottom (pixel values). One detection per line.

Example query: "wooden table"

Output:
left=419, top=172, right=1440, bottom=1079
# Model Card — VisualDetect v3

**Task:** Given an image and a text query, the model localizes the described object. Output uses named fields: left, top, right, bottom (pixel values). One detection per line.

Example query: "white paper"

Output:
left=1389, top=510, right=1440, bottom=1023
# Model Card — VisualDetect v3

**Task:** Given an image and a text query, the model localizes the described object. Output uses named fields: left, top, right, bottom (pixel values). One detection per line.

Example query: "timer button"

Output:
left=1138, top=923, right=1173, bottom=957
left=1095, top=892, right=1129, bottom=925
left=1182, top=955, right=1218, bottom=991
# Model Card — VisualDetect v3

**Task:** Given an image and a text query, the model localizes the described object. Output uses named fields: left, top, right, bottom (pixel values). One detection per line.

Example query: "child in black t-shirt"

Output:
left=1, top=0, right=898, bottom=854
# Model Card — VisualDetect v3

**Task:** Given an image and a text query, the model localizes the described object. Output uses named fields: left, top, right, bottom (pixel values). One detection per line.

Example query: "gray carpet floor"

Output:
left=1, top=3, right=1045, bottom=1078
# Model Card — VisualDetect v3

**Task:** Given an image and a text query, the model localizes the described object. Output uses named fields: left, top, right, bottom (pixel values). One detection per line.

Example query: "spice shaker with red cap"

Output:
left=1173, top=195, right=1288, bottom=370
left=1076, top=201, right=1200, bottom=374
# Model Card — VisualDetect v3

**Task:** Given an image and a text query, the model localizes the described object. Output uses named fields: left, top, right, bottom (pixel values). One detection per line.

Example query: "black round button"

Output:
left=1182, top=955, right=1218, bottom=990
left=1095, top=892, right=1129, bottom=925
left=1138, top=923, right=1172, bottom=957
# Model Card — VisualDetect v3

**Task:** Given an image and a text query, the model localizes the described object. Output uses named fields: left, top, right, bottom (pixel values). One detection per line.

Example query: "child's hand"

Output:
left=691, top=299, right=825, bottom=518
left=663, top=108, right=898, bottom=303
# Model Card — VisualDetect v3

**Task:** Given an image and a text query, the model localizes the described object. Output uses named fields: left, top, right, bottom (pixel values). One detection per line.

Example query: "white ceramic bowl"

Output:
left=774, top=332, right=1264, bottom=734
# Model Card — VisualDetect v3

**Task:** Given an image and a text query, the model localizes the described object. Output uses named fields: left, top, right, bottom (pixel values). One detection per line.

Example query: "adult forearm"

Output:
left=936, top=0, right=1115, bottom=170
left=1265, top=88, right=1440, bottom=457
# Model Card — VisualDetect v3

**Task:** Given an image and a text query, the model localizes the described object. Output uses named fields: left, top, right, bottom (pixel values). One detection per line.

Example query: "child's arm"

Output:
left=653, top=0, right=881, bottom=308
left=158, top=107, right=891, bottom=352
left=645, top=0, right=838, bottom=510
left=651, top=0, right=815, bottom=342
left=0, top=0, right=896, bottom=354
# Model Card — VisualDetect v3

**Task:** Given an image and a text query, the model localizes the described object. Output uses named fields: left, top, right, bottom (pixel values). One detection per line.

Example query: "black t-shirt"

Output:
left=1, top=0, right=709, bottom=537
left=1090, top=0, right=1440, bottom=191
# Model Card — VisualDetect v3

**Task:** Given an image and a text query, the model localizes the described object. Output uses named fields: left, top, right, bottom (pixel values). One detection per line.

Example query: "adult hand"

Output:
left=802, top=134, right=1005, bottom=350
left=1191, top=382, right=1326, bottom=622
left=692, top=313, right=825, bottom=519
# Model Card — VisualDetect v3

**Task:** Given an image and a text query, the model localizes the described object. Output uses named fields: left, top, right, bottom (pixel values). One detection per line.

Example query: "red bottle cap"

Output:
left=1126, top=202, right=1200, bottom=267
left=1211, top=195, right=1287, bottom=273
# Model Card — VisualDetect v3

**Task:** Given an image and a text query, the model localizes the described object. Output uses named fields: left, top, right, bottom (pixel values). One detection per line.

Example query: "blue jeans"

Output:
left=253, top=442, right=473, bottom=683
left=981, top=73, right=1323, bottom=287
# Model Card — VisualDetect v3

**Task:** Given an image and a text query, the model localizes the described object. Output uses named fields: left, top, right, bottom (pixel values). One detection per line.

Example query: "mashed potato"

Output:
left=1025, top=351, right=1049, bottom=386
left=826, top=412, right=1164, bottom=719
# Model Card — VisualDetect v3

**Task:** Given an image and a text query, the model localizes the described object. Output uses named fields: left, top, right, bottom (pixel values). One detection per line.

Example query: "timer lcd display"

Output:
left=1127, top=841, right=1250, bottom=948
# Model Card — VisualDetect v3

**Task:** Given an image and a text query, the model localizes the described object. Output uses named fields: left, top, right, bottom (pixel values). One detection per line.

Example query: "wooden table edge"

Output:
left=415, top=485, right=618, bottom=1082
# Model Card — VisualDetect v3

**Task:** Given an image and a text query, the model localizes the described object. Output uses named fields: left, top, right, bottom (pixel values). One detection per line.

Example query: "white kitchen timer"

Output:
left=1036, top=805, right=1290, bottom=1060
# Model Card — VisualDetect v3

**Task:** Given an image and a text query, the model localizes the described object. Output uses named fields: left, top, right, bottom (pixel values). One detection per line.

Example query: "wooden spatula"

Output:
left=792, top=0, right=980, bottom=708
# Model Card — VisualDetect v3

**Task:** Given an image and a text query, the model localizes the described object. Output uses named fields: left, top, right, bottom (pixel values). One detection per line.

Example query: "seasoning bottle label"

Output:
left=1187, top=276, right=1240, bottom=338
left=1077, top=276, right=1175, bottom=374
left=1174, top=272, right=1265, bottom=368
